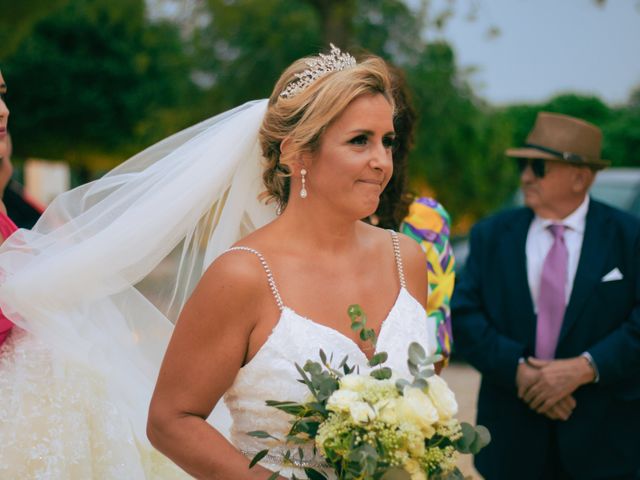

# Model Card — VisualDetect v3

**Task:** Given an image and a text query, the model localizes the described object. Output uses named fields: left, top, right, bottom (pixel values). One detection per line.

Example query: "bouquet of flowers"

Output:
left=248, top=305, right=490, bottom=480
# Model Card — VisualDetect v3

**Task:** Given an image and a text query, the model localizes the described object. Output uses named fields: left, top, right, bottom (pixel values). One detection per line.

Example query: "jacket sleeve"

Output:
left=451, top=222, right=526, bottom=390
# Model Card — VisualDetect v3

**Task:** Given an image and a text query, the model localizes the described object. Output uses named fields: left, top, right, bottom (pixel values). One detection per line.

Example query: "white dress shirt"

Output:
left=523, top=195, right=598, bottom=380
left=526, top=195, right=590, bottom=311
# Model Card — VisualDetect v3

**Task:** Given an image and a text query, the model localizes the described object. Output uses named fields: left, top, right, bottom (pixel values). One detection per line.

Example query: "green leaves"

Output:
left=345, top=443, right=379, bottom=478
left=405, top=341, right=442, bottom=391
left=348, top=303, right=377, bottom=349
left=304, top=468, right=328, bottom=480
left=370, top=367, right=393, bottom=380
left=248, top=430, right=279, bottom=440
left=408, top=342, right=427, bottom=364
left=455, top=422, right=491, bottom=455
left=368, top=352, right=388, bottom=367
left=248, top=449, right=269, bottom=468
left=265, top=400, right=308, bottom=417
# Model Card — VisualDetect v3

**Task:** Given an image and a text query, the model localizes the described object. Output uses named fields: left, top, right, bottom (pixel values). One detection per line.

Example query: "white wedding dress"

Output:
left=222, top=231, right=438, bottom=479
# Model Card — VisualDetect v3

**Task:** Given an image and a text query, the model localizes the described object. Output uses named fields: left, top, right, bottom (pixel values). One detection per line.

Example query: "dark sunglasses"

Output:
left=516, top=158, right=547, bottom=178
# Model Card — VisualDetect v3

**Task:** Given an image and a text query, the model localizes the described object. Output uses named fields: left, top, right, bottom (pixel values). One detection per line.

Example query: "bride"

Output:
left=0, top=46, right=436, bottom=479
left=148, top=48, right=437, bottom=478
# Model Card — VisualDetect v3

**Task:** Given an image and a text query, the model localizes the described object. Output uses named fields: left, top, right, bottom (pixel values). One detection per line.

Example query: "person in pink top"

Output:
left=0, top=69, right=18, bottom=347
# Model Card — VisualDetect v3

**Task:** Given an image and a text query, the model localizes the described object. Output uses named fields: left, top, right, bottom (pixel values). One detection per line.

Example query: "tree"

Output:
left=191, top=0, right=321, bottom=112
left=3, top=0, right=196, bottom=172
left=407, top=42, right=514, bottom=226
left=603, top=86, right=640, bottom=167
left=0, top=0, right=71, bottom=60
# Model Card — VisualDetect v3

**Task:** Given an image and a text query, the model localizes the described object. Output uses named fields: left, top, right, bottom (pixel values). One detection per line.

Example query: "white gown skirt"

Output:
left=0, top=328, right=189, bottom=479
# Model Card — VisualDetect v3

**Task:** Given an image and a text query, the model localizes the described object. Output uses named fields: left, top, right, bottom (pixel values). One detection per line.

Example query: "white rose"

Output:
left=340, top=374, right=372, bottom=393
left=403, top=459, right=427, bottom=480
left=398, top=387, right=438, bottom=437
left=326, top=389, right=361, bottom=413
left=376, top=398, right=399, bottom=425
left=426, top=375, right=458, bottom=420
left=349, top=401, right=377, bottom=424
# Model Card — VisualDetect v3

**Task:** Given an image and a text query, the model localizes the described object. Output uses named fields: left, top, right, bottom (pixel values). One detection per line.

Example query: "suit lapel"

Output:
left=560, top=200, right=611, bottom=342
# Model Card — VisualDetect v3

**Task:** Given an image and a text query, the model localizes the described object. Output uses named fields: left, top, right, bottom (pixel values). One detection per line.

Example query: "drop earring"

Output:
left=300, top=168, right=307, bottom=198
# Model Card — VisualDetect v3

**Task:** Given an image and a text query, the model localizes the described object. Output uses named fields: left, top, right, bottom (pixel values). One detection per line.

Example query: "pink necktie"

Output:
left=535, top=224, right=568, bottom=359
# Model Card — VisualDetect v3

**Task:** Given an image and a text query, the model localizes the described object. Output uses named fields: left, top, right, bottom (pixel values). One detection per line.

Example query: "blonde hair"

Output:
left=259, top=52, right=394, bottom=210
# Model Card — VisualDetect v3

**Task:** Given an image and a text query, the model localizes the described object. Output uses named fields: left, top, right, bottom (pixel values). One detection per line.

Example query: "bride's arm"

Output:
left=147, top=254, right=284, bottom=480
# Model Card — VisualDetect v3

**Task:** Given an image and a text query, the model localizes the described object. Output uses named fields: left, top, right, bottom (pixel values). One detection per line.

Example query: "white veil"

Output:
left=0, top=99, right=276, bottom=443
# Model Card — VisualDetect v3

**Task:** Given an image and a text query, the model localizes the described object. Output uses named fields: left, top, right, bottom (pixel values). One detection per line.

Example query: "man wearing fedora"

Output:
left=452, top=112, right=640, bottom=479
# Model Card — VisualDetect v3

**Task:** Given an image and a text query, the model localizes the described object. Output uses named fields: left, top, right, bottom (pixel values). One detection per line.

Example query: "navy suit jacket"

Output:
left=452, top=199, right=640, bottom=480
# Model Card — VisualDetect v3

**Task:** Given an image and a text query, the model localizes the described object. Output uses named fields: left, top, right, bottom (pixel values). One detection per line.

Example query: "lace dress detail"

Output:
left=222, top=231, right=438, bottom=478
left=0, top=328, right=189, bottom=479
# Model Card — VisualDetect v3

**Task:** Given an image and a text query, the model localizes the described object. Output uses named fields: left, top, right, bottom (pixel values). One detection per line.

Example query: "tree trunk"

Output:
left=306, top=0, right=357, bottom=48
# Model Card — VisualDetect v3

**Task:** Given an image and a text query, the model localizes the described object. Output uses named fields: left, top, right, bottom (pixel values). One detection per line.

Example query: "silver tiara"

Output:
left=279, top=44, right=357, bottom=99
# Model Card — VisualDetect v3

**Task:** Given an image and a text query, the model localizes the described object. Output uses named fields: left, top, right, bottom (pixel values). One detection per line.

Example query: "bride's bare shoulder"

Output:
left=199, top=246, right=269, bottom=296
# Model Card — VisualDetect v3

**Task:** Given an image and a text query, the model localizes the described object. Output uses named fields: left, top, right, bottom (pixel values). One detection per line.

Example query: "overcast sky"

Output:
left=428, top=0, right=640, bottom=105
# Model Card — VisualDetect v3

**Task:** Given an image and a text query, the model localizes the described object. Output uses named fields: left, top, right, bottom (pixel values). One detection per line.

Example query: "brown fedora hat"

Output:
left=506, top=112, right=609, bottom=170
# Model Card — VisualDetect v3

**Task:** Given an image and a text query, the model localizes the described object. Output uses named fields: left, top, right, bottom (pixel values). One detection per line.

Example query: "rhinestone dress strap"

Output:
left=224, top=247, right=284, bottom=311
left=389, top=230, right=406, bottom=289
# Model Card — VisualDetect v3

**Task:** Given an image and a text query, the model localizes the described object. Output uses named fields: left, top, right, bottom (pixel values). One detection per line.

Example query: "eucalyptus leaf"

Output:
left=294, top=363, right=316, bottom=396
left=337, top=354, right=348, bottom=367
left=248, top=430, right=279, bottom=440
left=344, top=364, right=356, bottom=374
left=265, top=400, right=307, bottom=416
left=350, top=321, right=363, bottom=331
left=347, top=304, right=363, bottom=318
left=408, top=342, right=426, bottom=364
left=416, top=369, right=435, bottom=380
left=317, top=377, right=339, bottom=401
left=291, top=419, right=320, bottom=437
left=408, top=360, right=420, bottom=377
left=319, top=349, right=327, bottom=364
left=359, top=329, right=372, bottom=341
left=368, top=352, right=388, bottom=367
left=304, top=360, right=323, bottom=376
left=472, top=425, right=491, bottom=452
left=412, top=377, right=428, bottom=390
left=304, top=468, right=328, bottom=480
left=423, top=354, right=444, bottom=366
left=395, top=378, right=410, bottom=392
left=370, top=367, right=392, bottom=380
left=455, top=422, right=477, bottom=453
left=248, top=449, right=269, bottom=468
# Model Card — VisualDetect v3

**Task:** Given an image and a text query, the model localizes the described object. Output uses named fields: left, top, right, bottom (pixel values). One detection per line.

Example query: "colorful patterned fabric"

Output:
left=400, top=197, right=455, bottom=363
